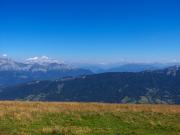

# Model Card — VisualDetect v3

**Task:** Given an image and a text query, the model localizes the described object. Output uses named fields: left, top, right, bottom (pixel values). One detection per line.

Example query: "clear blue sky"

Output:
left=0, top=0, right=180, bottom=63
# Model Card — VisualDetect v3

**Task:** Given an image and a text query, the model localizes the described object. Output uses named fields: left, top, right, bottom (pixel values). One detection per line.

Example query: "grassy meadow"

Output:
left=0, top=101, right=180, bottom=135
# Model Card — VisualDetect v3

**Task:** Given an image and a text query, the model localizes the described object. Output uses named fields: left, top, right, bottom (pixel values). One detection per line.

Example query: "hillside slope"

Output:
left=1, top=66, right=180, bottom=104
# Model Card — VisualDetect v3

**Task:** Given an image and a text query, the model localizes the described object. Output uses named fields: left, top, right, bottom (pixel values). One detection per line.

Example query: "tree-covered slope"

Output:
left=0, top=66, right=180, bottom=104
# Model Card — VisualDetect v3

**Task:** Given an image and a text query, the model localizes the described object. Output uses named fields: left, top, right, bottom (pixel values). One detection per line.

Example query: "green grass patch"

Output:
left=0, top=102, right=179, bottom=135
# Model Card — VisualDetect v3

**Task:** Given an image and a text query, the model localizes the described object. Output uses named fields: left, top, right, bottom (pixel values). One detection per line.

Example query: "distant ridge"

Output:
left=0, top=56, right=93, bottom=87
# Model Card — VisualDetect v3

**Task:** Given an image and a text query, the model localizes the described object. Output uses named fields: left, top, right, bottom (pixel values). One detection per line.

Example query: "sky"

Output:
left=0, top=0, right=180, bottom=63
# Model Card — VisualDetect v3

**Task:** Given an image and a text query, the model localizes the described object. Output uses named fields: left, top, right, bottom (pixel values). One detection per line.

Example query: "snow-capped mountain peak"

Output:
left=0, top=55, right=14, bottom=65
left=0, top=55, right=73, bottom=71
left=0, top=56, right=93, bottom=87
left=0, top=55, right=21, bottom=71
left=25, top=56, right=62, bottom=65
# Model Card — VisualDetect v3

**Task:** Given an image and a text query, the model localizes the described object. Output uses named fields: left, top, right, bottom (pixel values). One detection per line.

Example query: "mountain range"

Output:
left=0, top=65, right=180, bottom=104
left=0, top=56, right=92, bottom=87
left=1, top=55, right=175, bottom=87
left=78, top=63, right=173, bottom=73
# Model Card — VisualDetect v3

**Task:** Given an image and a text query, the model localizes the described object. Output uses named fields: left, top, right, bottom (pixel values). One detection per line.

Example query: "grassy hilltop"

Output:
left=0, top=102, right=180, bottom=135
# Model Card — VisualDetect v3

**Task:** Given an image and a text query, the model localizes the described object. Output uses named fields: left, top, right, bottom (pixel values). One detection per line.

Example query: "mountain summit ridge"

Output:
left=0, top=56, right=71, bottom=71
left=0, top=56, right=92, bottom=87
left=25, top=56, right=63, bottom=65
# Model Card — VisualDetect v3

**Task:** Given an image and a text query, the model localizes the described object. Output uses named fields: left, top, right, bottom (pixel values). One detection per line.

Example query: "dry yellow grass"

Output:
left=0, top=101, right=180, bottom=120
